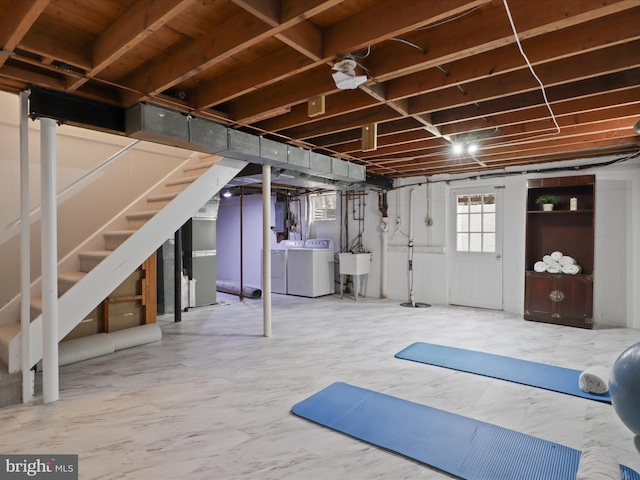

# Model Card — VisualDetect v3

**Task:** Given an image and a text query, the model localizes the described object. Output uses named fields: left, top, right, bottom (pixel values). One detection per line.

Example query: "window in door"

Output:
left=456, top=193, right=496, bottom=252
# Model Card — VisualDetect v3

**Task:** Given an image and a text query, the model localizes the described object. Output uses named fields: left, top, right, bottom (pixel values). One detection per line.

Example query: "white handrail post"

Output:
left=41, top=117, right=59, bottom=403
left=19, top=91, right=31, bottom=402
left=262, top=164, right=271, bottom=337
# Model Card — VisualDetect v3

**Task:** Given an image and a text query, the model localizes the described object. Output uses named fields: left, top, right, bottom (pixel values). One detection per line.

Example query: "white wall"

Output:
left=214, top=156, right=640, bottom=329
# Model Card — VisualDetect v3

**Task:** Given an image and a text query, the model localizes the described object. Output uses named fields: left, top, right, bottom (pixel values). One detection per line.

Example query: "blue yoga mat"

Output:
left=395, top=342, right=611, bottom=404
left=292, top=382, right=639, bottom=480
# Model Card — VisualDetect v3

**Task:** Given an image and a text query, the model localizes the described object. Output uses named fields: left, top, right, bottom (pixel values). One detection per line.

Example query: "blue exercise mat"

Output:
left=292, top=382, right=639, bottom=480
left=395, top=342, right=611, bottom=404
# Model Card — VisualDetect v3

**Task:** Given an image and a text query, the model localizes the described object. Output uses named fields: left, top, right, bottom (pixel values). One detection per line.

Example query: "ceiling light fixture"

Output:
left=222, top=189, right=232, bottom=198
left=634, top=120, right=640, bottom=135
left=332, top=55, right=367, bottom=90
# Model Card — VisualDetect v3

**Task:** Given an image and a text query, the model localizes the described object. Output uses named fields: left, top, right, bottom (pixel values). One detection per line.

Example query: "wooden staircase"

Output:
left=0, top=155, right=247, bottom=406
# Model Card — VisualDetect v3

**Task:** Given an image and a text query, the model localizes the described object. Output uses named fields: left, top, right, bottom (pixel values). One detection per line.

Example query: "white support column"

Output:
left=19, top=91, right=31, bottom=402
left=41, top=117, right=59, bottom=403
left=262, top=164, right=272, bottom=337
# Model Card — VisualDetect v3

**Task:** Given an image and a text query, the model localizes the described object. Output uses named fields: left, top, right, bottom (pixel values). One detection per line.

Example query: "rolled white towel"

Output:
left=543, top=255, right=556, bottom=265
left=547, top=263, right=563, bottom=274
left=562, top=264, right=582, bottom=275
left=579, top=366, right=610, bottom=394
left=551, top=251, right=563, bottom=261
left=559, top=255, right=577, bottom=265
left=576, top=447, right=621, bottom=480
left=533, top=261, right=547, bottom=273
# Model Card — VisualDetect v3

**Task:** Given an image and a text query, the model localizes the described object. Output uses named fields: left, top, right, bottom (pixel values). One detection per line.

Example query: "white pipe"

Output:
left=19, top=91, right=31, bottom=402
left=381, top=217, right=388, bottom=298
left=262, top=164, right=271, bottom=337
left=41, top=117, right=59, bottom=403
left=409, top=189, right=415, bottom=306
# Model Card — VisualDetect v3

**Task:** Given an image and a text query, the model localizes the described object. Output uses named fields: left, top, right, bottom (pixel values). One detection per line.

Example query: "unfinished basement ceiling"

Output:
left=0, top=0, right=639, bottom=179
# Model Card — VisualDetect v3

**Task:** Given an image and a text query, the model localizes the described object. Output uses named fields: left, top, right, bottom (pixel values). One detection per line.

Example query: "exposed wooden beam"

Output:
left=67, top=0, right=191, bottom=92
left=322, top=0, right=486, bottom=57
left=191, top=48, right=314, bottom=108
left=0, top=0, right=49, bottom=68
left=276, top=21, right=323, bottom=61
left=409, top=40, right=640, bottom=116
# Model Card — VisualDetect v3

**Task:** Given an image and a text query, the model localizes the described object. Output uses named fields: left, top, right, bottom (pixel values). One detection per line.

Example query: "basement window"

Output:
left=310, top=192, right=337, bottom=221
left=456, top=193, right=495, bottom=252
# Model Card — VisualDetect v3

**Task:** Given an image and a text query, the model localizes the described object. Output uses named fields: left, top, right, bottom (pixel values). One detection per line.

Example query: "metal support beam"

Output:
left=41, top=117, right=59, bottom=403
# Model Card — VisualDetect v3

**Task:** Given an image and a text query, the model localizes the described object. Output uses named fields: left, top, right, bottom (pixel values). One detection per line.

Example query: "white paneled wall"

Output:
left=215, top=166, right=640, bottom=328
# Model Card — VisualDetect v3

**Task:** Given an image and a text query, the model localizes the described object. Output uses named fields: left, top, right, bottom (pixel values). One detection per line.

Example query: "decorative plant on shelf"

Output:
left=535, top=194, right=560, bottom=211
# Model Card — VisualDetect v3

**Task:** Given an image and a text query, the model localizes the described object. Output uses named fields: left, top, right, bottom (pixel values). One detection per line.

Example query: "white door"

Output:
left=449, top=187, right=503, bottom=310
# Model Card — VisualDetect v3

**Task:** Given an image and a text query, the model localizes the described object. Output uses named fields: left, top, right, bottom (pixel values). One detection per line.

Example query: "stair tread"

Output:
left=126, top=210, right=159, bottom=219
left=166, top=175, right=199, bottom=186
left=103, top=230, right=137, bottom=237
left=78, top=250, right=111, bottom=258
left=30, top=298, right=42, bottom=310
left=58, top=271, right=87, bottom=282
left=183, top=159, right=219, bottom=172
left=147, top=192, right=178, bottom=202
left=0, top=322, right=21, bottom=343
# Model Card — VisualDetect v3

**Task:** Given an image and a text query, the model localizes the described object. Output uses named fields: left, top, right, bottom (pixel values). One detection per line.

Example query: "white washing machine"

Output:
left=286, top=239, right=335, bottom=298
left=264, top=240, right=303, bottom=294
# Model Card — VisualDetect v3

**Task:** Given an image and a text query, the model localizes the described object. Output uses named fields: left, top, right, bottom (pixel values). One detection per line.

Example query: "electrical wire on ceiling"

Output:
left=502, top=0, right=560, bottom=136
left=417, top=2, right=491, bottom=30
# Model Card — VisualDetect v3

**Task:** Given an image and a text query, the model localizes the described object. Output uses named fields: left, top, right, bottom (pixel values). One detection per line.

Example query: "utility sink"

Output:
left=338, top=253, right=371, bottom=275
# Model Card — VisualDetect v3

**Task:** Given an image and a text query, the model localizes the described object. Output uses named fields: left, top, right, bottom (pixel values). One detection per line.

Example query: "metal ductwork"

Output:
left=126, top=103, right=366, bottom=185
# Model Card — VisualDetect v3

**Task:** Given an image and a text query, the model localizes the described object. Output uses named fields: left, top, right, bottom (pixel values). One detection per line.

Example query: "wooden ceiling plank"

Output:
left=0, top=63, right=65, bottom=90
left=225, top=1, right=486, bottom=123
left=124, top=12, right=272, bottom=97
left=0, top=0, right=50, bottom=68
left=323, top=0, right=486, bottom=57
left=440, top=87, right=640, bottom=137
left=18, top=36, right=92, bottom=71
left=366, top=0, right=638, bottom=82
left=276, top=21, right=323, bottom=61
left=230, top=0, right=280, bottom=26
left=192, top=48, right=314, bottom=108
left=409, top=40, right=640, bottom=116
left=385, top=8, right=640, bottom=102
left=0, top=0, right=50, bottom=50
left=235, top=2, right=640, bottom=135
left=257, top=88, right=377, bottom=132
left=282, top=106, right=401, bottom=140
left=91, top=0, right=192, bottom=76
left=432, top=68, right=640, bottom=127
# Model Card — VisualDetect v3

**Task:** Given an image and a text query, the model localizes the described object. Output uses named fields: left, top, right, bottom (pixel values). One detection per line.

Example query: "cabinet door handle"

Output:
left=549, top=290, right=565, bottom=302
left=496, top=254, right=502, bottom=260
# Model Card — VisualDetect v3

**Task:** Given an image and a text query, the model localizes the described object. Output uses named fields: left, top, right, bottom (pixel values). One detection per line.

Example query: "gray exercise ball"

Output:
left=609, top=341, right=640, bottom=436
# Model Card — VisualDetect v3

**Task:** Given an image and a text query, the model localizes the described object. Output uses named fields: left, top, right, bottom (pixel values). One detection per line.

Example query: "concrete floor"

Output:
left=1, top=292, right=639, bottom=479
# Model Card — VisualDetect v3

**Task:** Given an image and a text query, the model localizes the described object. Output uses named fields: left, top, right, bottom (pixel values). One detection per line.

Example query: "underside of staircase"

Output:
left=0, top=154, right=247, bottom=406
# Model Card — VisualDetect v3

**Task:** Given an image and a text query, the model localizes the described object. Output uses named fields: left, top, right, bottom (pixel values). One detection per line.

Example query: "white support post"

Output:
left=262, top=164, right=272, bottom=337
left=19, top=91, right=31, bottom=402
left=41, top=117, right=59, bottom=403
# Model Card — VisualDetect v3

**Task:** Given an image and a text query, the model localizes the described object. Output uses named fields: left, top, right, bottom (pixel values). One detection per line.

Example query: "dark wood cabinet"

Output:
left=524, top=175, right=595, bottom=329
